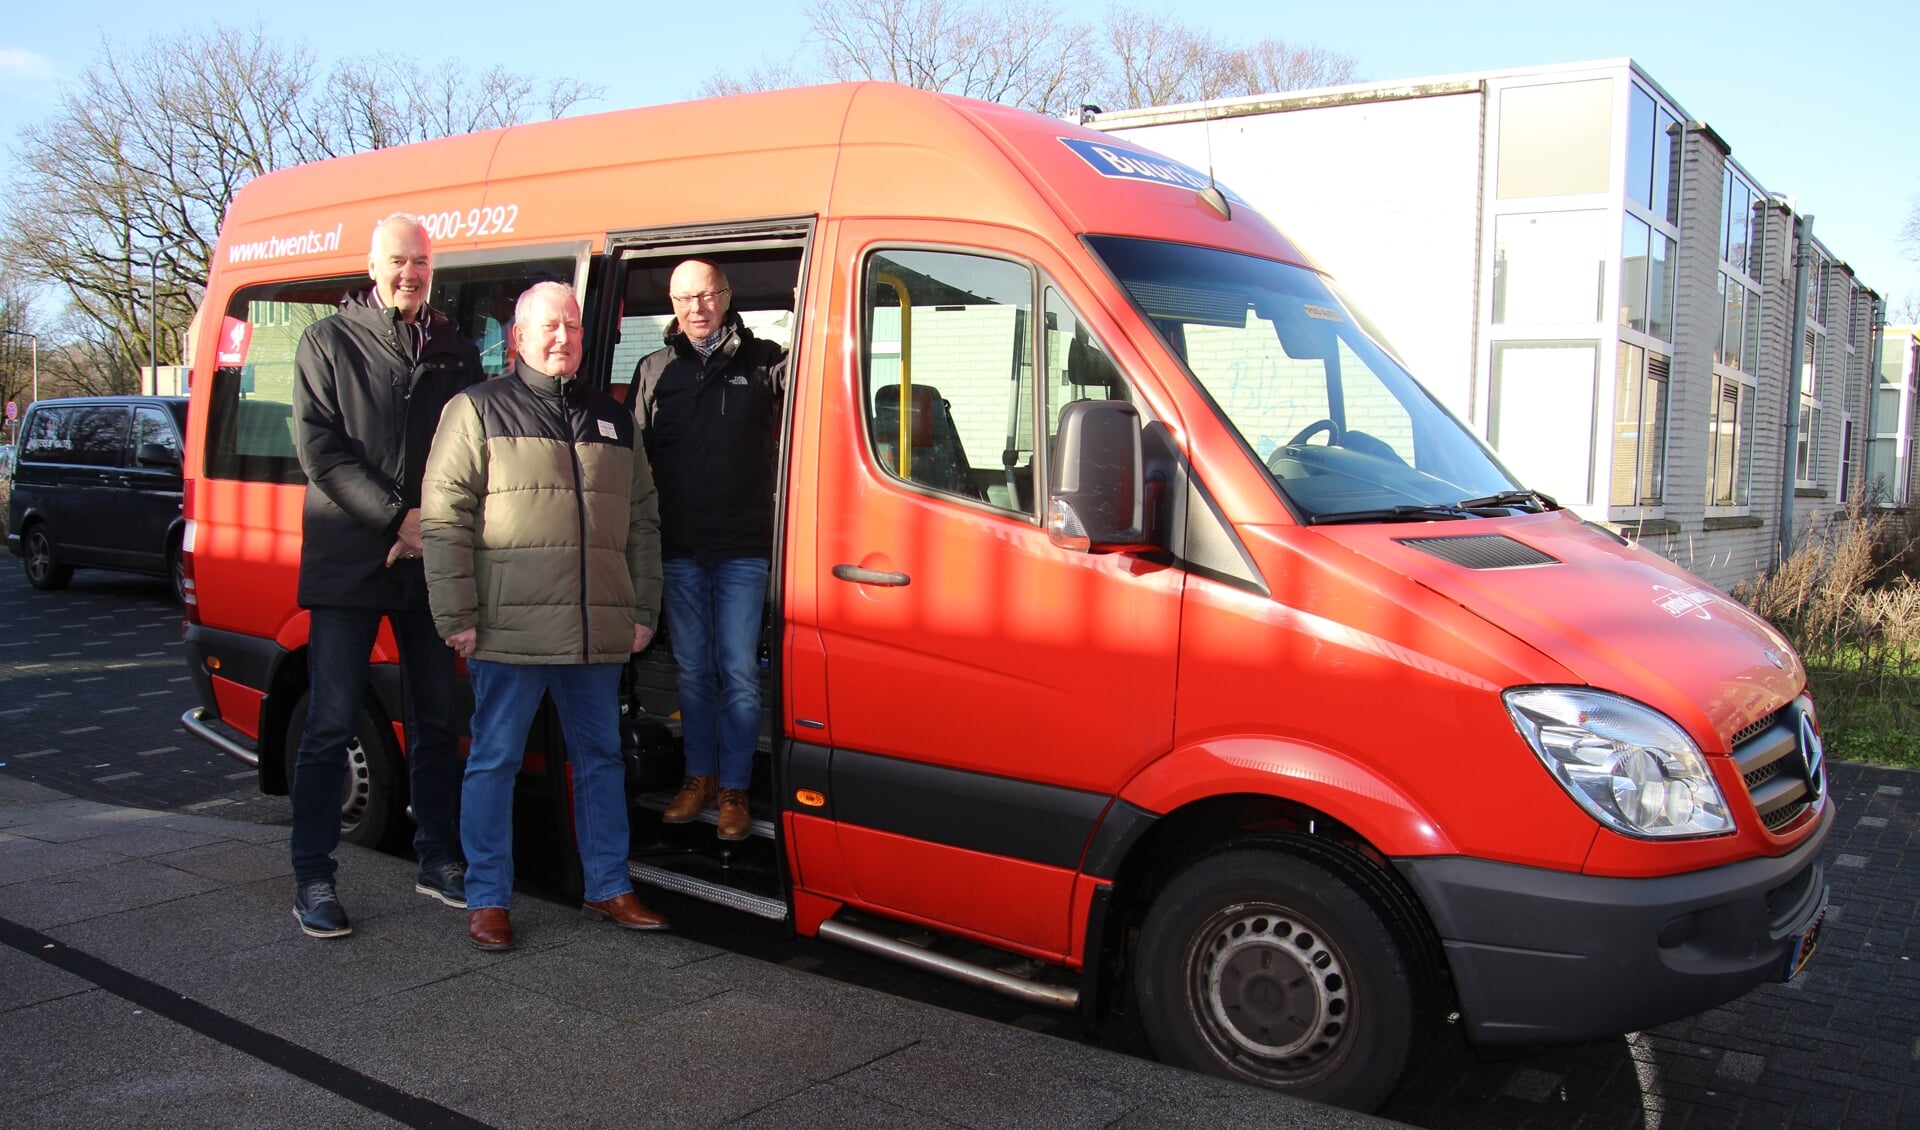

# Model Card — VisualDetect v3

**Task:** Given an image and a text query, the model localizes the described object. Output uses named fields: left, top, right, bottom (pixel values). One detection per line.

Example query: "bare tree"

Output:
left=702, top=1, right=1355, bottom=113
left=300, top=56, right=599, bottom=158
left=698, top=60, right=816, bottom=99
left=1101, top=9, right=1356, bottom=108
left=805, top=0, right=1102, bottom=116
left=1, top=274, right=39, bottom=415
left=1, top=23, right=602, bottom=380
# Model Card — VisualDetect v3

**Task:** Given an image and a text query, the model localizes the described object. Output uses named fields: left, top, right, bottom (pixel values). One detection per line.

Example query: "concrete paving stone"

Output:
left=2, top=810, right=172, bottom=845
left=45, top=822, right=230, bottom=860
left=49, top=883, right=317, bottom=980
left=0, top=777, right=69, bottom=806
left=0, top=853, right=224, bottom=929
left=301, top=971, right=807, bottom=1130
left=829, top=1037, right=1140, bottom=1130
left=721, top=1082, right=960, bottom=1129
left=0, top=997, right=397, bottom=1130
left=481, top=935, right=736, bottom=1026
left=0, top=835, right=134, bottom=888
left=0, top=797, right=131, bottom=832
left=627, top=977, right=920, bottom=1081
left=148, top=838, right=295, bottom=886
left=0, top=945, right=91, bottom=1013
left=136, top=810, right=293, bottom=843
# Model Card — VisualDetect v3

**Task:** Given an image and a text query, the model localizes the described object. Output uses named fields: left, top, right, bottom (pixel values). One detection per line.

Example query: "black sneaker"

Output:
left=415, top=859, right=468, bottom=909
left=292, top=880, right=352, bottom=938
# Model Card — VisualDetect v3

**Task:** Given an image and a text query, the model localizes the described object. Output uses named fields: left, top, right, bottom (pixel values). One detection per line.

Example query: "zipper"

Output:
left=556, top=386, right=592, bottom=662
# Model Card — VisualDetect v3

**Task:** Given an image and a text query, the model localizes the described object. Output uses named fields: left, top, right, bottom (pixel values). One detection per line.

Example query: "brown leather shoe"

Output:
left=717, top=788, right=752, bottom=842
left=662, top=775, right=716, bottom=824
left=581, top=891, right=670, bottom=931
left=467, top=907, right=513, bottom=950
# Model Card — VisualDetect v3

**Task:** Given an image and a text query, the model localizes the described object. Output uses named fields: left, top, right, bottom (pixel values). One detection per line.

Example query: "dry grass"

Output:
left=1731, top=501, right=1920, bottom=768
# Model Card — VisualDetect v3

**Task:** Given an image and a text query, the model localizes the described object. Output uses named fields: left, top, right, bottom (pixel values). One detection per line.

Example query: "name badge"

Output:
left=597, top=418, right=618, bottom=439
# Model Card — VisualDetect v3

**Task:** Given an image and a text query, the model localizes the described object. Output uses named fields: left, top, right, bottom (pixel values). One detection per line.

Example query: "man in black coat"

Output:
left=288, top=212, right=483, bottom=938
left=632, top=260, right=785, bottom=843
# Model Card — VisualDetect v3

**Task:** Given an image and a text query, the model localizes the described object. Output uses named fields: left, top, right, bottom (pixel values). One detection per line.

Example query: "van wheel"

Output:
left=283, top=691, right=402, bottom=850
left=166, top=537, right=186, bottom=605
left=23, top=525, right=74, bottom=591
left=1134, top=848, right=1413, bottom=1113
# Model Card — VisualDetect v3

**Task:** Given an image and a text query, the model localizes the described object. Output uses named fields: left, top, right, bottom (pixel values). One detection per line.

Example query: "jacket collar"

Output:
left=512, top=357, right=582, bottom=401
left=666, top=310, right=748, bottom=365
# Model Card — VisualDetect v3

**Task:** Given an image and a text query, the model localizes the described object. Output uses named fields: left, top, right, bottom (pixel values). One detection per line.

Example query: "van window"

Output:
left=20, top=406, right=72, bottom=462
left=205, top=279, right=355, bottom=485
left=862, top=250, right=1033, bottom=512
left=206, top=256, right=584, bottom=483
left=130, top=405, right=181, bottom=462
left=23, top=404, right=131, bottom=467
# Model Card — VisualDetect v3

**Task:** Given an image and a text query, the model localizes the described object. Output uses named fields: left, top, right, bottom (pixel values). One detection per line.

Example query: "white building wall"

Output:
left=1102, top=92, right=1486, bottom=423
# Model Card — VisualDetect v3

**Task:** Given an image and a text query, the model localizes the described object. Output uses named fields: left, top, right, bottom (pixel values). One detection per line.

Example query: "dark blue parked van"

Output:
left=6, top=395, right=189, bottom=600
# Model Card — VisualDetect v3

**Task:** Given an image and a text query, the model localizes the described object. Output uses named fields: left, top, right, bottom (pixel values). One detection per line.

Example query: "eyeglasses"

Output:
left=668, top=288, right=730, bottom=307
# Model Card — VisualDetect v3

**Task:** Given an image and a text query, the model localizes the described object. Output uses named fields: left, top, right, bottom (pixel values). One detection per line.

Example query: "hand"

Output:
left=395, top=509, right=423, bottom=554
left=632, top=624, right=655, bottom=653
left=446, top=628, right=477, bottom=658
left=385, top=538, right=419, bottom=566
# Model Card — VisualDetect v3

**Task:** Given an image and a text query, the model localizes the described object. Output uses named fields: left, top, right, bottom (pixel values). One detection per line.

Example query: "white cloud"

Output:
left=0, top=47, right=60, bottom=84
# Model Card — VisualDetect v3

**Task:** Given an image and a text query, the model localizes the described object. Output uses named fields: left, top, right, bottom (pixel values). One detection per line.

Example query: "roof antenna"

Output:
left=1197, top=108, right=1230, bottom=220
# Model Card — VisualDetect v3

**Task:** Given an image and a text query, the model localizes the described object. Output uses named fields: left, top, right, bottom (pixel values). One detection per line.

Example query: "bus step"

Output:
left=814, top=917, right=1080, bottom=1011
left=627, top=861, right=787, bottom=921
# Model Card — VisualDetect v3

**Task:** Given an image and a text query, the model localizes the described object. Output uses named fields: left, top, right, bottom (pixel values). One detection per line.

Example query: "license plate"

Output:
left=1785, top=888, right=1830, bottom=981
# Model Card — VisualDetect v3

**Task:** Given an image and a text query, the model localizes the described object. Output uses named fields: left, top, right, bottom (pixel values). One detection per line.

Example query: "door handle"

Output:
left=831, top=564, right=910, bottom=587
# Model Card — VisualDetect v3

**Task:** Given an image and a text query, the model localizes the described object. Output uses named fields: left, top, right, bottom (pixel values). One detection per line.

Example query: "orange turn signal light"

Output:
left=205, top=656, right=222, bottom=670
left=794, top=789, right=826, bottom=808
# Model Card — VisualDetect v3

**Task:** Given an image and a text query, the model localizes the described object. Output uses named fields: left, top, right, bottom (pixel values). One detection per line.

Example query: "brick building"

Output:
left=1092, top=59, right=1899, bottom=589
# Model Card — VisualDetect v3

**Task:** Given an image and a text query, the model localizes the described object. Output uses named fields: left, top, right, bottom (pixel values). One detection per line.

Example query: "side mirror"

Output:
left=1047, top=400, right=1151, bottom=553
left=137, top=442, right=181, bottom=468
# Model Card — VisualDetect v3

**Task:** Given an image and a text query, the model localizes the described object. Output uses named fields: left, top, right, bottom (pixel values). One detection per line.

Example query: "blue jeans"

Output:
left=661, top=556, right=768, bottom=791
left=291, top=606, right=462, bottom=885
left=462, top=660, right=632, bottom=910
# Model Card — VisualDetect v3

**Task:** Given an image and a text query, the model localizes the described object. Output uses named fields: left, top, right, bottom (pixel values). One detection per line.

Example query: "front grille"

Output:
left=1732, top=700, right=1823, bottom=833
left=1765, top=862, right=1817, bottom=923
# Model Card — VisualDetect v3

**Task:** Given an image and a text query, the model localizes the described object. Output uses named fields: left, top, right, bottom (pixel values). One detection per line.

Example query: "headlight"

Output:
left=1504, top=688, right=1732, bottom=838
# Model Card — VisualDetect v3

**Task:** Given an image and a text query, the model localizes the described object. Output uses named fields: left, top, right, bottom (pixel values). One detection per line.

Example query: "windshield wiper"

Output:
left=1455, top=489, right=1560, bottom=514
left=1309, top=505, right=1477, bottom=526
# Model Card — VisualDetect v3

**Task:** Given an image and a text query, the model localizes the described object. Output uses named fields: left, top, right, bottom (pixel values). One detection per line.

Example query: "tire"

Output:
left=1134, top=848, right=1414, bottom=1113
left=284, top=690, right=403, bottom=850
left=166, top=536, right=187, bottom=605
left=23, top=524, right=74, bottom=591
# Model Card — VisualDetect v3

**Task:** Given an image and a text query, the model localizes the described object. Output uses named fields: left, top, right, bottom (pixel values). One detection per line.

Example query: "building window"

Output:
left=1867, top=332, right=1916, bottom=504
left=1496, top=80, right=1613, bottom=199
left=1708, top=373, right=1755, bottom=507
left=1722, top=170, right=1758, bottom=278
left=1493, top=211, right=1607, bottom=324
left=1619, top=215, right=1675, bottom=341
left=1626, top=85, right=1680, bottom=225
left=1490, top=339, right=1599, bottom=505
left=1611, top=343, right=1668, bottom=506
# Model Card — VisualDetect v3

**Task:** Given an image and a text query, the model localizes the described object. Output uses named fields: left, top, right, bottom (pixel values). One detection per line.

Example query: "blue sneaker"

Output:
left=415, top=859, right=467, bottom=909
left=292, top=880, right=352, bottom=938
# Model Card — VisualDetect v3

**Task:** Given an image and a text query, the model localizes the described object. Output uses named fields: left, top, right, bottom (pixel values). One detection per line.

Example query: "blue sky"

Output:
left=3, top=0, right=1916, bottom=315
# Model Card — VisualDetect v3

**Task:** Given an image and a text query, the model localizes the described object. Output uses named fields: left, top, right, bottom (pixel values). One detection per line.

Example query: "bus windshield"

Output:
left=1087, top=236, right=1538, bottom=524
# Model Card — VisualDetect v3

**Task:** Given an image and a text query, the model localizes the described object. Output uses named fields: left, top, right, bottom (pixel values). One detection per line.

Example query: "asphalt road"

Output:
left=1, top=558, right=1914, bottom=1127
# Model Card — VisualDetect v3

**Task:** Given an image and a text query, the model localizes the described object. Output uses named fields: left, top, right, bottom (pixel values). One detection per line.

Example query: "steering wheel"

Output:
left=1287, top=418, right=1342, bottom=447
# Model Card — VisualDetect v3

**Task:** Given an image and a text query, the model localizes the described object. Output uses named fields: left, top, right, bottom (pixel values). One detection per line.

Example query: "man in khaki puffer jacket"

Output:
left=422, top=281, right=668, bottom=951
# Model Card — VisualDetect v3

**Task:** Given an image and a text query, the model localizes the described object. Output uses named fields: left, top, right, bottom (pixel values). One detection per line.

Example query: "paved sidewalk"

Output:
left=0, top=775, right=1393, bottom=1130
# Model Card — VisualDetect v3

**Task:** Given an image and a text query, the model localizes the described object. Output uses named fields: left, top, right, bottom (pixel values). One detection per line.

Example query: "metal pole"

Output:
left=148, top=254, right=159, bottom=392
left=1778, top=215, right=1814, bottom=568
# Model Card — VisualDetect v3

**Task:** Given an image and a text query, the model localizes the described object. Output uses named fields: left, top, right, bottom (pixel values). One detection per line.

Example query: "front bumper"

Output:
left=1396, top=800, right=1833, bottom=1045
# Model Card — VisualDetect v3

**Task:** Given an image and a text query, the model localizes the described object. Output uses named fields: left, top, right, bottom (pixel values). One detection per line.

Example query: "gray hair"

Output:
left=513, top=280, right=579, bottom=326
left=368, top=212, right=430, bottom=257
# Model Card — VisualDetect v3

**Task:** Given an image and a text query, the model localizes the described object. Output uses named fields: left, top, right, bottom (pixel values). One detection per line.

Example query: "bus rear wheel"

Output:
left=1134, top=847, right=1413, bottom=1113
